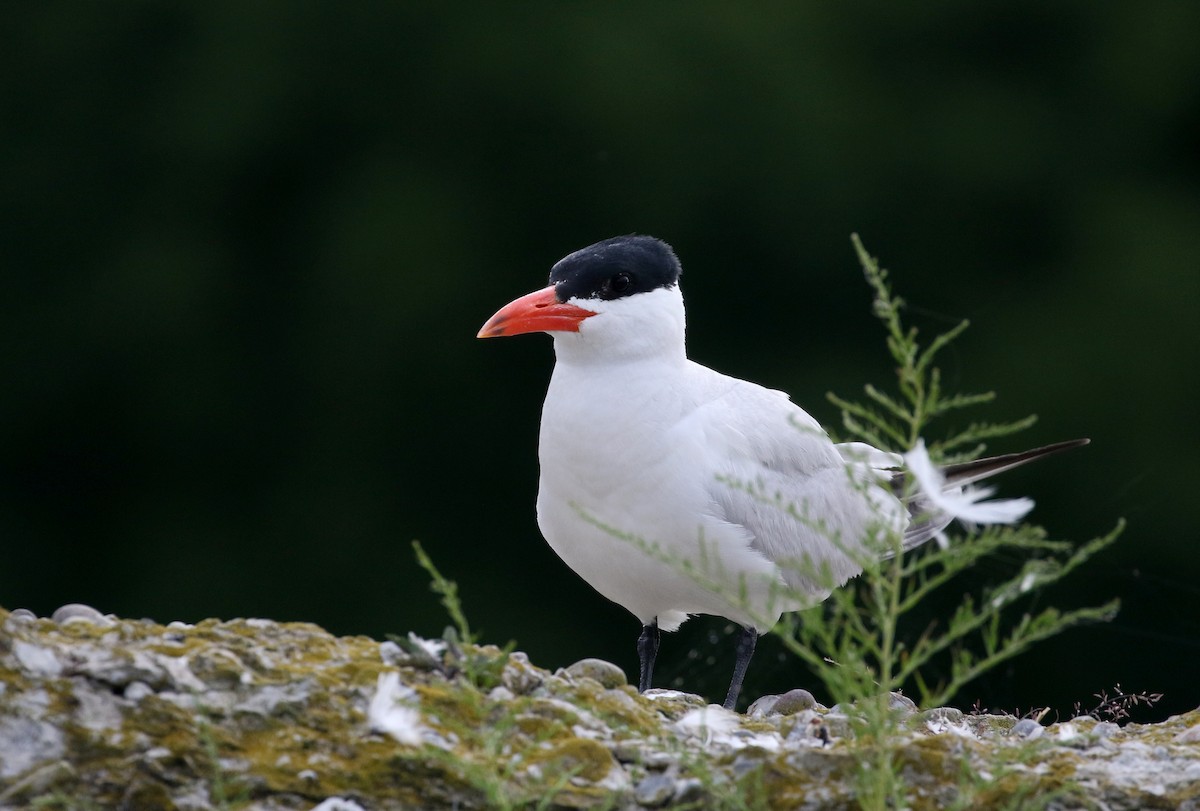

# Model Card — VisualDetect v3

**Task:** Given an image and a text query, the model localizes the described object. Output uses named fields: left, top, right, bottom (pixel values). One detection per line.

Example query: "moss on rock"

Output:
left=1, top=607, right=1198, bottom=810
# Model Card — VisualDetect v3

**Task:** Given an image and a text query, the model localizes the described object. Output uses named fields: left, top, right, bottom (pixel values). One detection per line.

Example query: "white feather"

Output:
left=368, top=672, right=425, bottom=745
left=903, top=439, right=1034, bottom=526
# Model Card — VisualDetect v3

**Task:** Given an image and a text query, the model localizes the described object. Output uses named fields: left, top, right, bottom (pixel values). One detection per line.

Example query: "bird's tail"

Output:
left=897, top=438, right=1089, bottom=551
left=940, top=438, right=1090, bottom=488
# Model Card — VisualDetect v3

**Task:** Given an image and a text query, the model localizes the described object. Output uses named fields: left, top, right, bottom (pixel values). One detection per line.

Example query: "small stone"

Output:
left=535, top=673, right=573, bottom=696
left=124, top=681, right=154, bottom=702
left=1175, top=724, right=1200, bottom=744
left=772, top=689, right=817, bottom=716
left=673, top=778, right=706, bottom=805
left=888, top=692, right=917, bottom=715
left=6, top=608, right=37, bottom=622
left=921, top=706, right=965, bottom=725
left=501, top=652, right=544, bottom=695
left=488, top=685, right=515, bottom=703
left=310, top=799, right=368, bottom=811
left=13, top=641, right=63, bottom=677
left=1012, top=718, right=1044, bottom=739
left=633, top=772, right=676, bottom=807
left=746, top=694, right=779, bottom=716
left=51, top=603, right=113, bottom=626
left=1093, top=721, right=1120, bottom=740
left=611, top=740, right=646, bottom=763
left=964, top=714, right=1017, bottom=739
left=821, top=712, right=852, bottom=739
left=0, top=760, right=76, bottom=805
left=379, top=640, right=404, bottom=665
left=563, top=658, right=627, bottom=689
left=641, top=689, right=707, bottom=709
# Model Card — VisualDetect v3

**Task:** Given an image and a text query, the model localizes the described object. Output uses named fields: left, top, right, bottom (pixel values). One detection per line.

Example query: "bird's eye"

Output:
left=610, top=272, right=632, bottom=294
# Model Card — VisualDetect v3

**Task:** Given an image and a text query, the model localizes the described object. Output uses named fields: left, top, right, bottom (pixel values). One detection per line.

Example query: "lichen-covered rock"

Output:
left=2, top=606, right=1199, bottom=810
left=561, top=657, right=628, bottom=690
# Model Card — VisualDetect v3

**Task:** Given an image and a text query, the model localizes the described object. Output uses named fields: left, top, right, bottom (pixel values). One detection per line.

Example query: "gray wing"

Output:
left=686, top=379, right=906, bottom=598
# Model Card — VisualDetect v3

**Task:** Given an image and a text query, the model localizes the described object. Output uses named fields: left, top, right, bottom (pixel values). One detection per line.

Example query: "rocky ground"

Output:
left=1, top=605, right=1198, bottom=810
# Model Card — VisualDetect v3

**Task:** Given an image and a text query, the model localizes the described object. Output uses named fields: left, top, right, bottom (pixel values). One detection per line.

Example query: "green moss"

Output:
left=4, top=611, right=1197, bottom=810
left=525, top=737, right=615, bottom=783
left=512, top=712, right=565, bottom=740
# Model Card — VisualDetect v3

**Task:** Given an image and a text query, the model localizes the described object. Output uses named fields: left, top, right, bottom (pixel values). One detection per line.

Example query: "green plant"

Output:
left=407, top=541, right=625, bottom=810
left=412, top=539, right=477, bottom=644
left=761, top=236, right=1121, bottom=808
left=408, top=540, right=515, bottom=691
left=29, top=793, right=103, bottom=811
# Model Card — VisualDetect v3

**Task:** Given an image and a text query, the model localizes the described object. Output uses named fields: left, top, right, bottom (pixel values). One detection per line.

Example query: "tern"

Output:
left=478, top=235, right=1085, bottom=710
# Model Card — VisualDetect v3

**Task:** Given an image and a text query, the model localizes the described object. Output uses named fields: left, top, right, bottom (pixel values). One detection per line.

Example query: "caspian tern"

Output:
left=478, top=235, right=1085, bottom=710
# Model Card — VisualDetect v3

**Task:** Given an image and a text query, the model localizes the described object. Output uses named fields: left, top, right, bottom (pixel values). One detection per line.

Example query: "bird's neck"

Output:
left=550, top=328, right=687, bottom=369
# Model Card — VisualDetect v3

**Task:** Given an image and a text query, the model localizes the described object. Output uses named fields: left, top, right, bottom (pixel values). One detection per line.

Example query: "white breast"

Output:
left=537, top=356, right=794, bottom=631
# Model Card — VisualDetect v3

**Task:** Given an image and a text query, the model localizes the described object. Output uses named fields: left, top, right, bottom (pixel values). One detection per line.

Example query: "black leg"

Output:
left=637, top=619, right=660, bottom=693
left=723, top=625, right=758, bottom=710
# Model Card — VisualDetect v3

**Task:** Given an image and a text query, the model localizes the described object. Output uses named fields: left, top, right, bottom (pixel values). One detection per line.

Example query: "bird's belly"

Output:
left=535, top=445, right=788, bottom=632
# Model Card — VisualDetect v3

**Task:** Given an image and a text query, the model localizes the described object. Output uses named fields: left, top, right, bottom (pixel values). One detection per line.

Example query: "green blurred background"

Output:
left=3, top=2, right=1197, bottom=719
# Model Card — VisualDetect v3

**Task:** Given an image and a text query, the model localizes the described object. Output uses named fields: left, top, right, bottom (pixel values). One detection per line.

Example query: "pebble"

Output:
left=672, top=778, right=706, bottom=805
left=51, top=604, right=113, bottom=626
left=310, top=799, right=367, bottom=811
left=1012, top=718, right=1044, bottom=739
left=123, top=682, right=154, bottom=702
left=750, top=688, right=821, bottom=717
left=378, top=640, right=404, bottom=665
left=563, top=658, right=627, bottom=690
left=821, top=713, right=852, bottom=739
left=633, top=772, right=675, bottom=807
left=772, top=688, right=818, bottom=715
left=487, top=685, right=515, bottom=703
left=642, top=689, right=707, bottom=707
left=501, top=652, right=544, bottom=695
left=746, top=694, right=779, bottom=716
left=921, top=706, right=965, bottom=725
left=611, top=741, right=676, bottom=769
left=1175, top=724, right=1200, bottom=744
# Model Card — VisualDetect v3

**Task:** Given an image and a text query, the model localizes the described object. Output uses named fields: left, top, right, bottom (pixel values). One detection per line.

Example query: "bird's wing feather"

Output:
left=678, top=369, right=905, bottom=598
left=830, top=443, right=954, bottom=552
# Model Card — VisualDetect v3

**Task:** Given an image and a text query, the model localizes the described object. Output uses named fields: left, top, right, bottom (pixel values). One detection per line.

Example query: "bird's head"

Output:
left=477, top=235, right=686, bottom=361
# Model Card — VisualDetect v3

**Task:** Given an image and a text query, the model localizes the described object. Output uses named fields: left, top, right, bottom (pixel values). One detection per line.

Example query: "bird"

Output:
left=477, top=235, right=1086, bottom=710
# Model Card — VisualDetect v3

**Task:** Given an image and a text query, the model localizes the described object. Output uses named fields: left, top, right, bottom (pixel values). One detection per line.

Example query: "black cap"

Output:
left=550, top=235, right=682, bottom=303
